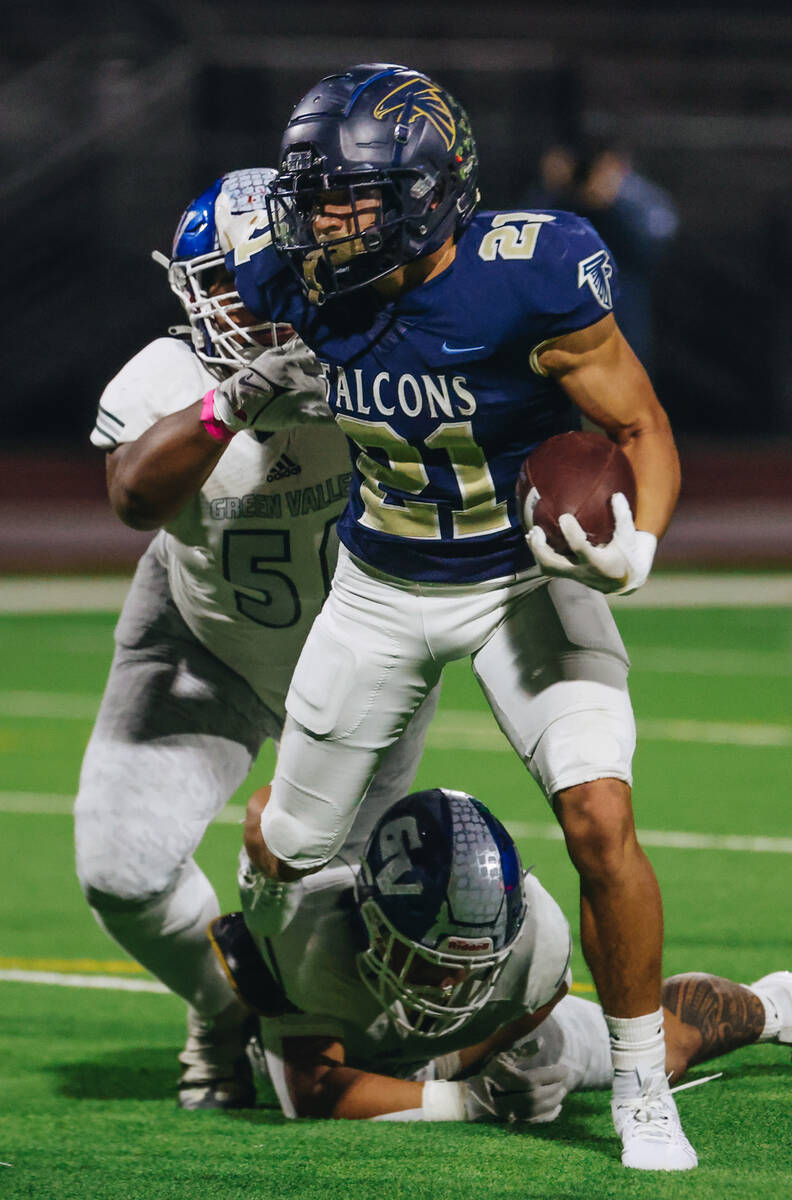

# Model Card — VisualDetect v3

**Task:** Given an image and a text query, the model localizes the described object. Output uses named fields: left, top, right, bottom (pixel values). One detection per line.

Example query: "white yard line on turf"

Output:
left=428, top=711, right=792, bottom=750
left=0, top=966, right=594, bottom=996
left=0, top=578, right=133, bottom=613
left=0, top=692, right=101, bottom=719
left=0, top=969, right=168, bottom=992
left=1, top=573, right=792, bottom=613
left=609, top=574, right=792, bottom=608
left=2, top=791, right=791, bottom=853
left=630, top=647, right=792, bottom=676
left=506, top=822, right=792, bottom=854
left=1, top=698, right=791, bottom=748
left=638, top=717, right=792, bottom=747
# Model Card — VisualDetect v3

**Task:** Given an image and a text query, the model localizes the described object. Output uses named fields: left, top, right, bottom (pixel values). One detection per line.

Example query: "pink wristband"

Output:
left=200, top=389, right=235, bottom=444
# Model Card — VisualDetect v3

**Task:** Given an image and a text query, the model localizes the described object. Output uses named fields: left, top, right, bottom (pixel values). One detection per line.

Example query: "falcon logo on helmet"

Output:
left=373, top=78, right=456, bottom=151
left=266, top=63, right=480, bottom=304
left=355, top=788, right=526, bottom=1037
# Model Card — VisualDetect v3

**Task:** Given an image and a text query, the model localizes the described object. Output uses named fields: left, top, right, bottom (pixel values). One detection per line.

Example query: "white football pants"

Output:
left=263, top=546, right=636, bottom=869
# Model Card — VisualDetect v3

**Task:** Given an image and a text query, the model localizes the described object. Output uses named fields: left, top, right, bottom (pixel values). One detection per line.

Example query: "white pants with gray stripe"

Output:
left=263, top=546, right=636, bottom=871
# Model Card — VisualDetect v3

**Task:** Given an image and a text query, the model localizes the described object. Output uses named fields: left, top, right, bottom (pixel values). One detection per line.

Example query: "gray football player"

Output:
left=74, top=170, right=438, bottom=1109
left=211, top=787, right=792, bottom=1124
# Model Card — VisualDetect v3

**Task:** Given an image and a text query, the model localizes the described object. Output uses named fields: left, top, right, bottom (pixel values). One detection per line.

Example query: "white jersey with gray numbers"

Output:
left=254, top=862, right=572, bottom=1080
left=91, top=337, right=352, bottom=719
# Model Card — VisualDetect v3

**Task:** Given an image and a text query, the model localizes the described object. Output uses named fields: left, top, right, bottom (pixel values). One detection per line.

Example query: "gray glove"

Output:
left=212, top=336, right=330, bottom=432
left=463, top=1036, right=572, bottom=1124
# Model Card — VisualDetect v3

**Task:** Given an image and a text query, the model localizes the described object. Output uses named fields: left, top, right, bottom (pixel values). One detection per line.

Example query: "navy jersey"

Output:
left=231, top=209, right=618, bottom=583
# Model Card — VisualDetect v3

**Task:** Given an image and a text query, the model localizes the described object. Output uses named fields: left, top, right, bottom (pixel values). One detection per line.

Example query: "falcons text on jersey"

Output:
left=231, top=209, right=618, bottom=582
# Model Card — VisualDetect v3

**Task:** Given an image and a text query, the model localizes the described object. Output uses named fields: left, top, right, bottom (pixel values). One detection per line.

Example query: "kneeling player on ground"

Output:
left=211, top=787, right=791, bottom=1131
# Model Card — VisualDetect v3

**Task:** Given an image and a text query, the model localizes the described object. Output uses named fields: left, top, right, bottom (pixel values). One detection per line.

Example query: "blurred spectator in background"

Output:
left=526, top=138, right=679, bottom=372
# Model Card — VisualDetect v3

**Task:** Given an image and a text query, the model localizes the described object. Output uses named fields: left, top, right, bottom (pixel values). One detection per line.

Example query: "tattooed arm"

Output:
left=661, top=972, right=765, bottom=1081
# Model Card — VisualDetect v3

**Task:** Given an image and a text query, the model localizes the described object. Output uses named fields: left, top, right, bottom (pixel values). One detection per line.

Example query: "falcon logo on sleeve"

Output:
left=577, top=249, right=614, bottom=311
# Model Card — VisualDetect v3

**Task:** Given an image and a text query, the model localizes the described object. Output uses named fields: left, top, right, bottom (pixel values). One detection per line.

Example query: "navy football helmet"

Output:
left=266, top=63, right=480, bottom=303
left=355, top=788, right=525, bottom=1037
left=155, top=168, right=283, bottom=379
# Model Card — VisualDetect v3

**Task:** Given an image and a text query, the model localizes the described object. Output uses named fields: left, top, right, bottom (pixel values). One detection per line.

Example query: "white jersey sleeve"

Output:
left=513, top=872, right=573, bottom=1011
left=90, top=337, right=208, bottom=449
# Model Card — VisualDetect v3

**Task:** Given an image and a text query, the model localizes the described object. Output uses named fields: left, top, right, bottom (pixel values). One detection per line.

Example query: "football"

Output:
left=516, top=431, right=637, bottom=558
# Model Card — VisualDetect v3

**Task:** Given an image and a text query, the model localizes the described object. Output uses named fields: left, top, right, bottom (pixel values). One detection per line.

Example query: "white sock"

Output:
left=605, top=1008, right=667, bottom=1100
left=93, top=858, right=242, bottom=1019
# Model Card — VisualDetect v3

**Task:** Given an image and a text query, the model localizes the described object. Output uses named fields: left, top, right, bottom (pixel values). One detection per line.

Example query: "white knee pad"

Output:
left=528, top=682, right=636, bottom=800
left=260, top=803, right=342, bottom=872
left=260, top=742, right=357, bottom=871
left=285, top=607, right=399, bottom=740
left=261, top=713, right=401, bottom=871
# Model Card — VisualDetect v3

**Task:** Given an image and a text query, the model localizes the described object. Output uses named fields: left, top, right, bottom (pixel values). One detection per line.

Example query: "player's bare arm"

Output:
left=453, top=983, right=570, bottom=1069
left=106, top=401, right=228, bottom=530
left=281, top=1035, right=424, bottom=1119
left=536, top=313, right=680, bottom=538
left=279, top=985, right=569, bottom=1120
left=106, top=339, right=327, bottom=532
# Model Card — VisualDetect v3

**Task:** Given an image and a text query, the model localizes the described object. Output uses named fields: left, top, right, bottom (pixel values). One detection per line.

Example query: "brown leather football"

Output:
left=516, top=431, right=637, bottom=558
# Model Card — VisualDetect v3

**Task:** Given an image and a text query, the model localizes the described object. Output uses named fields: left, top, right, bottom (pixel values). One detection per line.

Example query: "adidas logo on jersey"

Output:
left=267, top=454, right=302, bottom=483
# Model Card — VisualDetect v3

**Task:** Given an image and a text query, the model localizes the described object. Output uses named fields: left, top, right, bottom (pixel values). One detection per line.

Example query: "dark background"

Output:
left=3, top=0, right=791, bottom=566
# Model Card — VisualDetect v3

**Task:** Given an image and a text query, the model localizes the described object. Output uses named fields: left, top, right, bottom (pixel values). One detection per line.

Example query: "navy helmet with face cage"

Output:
left=266, top=63, right=480, bottom=303
left=154, top=168, right=283, bottom=379
left=355, top=788, right=525, bottom=1038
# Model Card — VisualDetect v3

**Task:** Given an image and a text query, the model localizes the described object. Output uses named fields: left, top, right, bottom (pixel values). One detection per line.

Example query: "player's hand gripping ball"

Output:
left=517, top=431, right=636, bottom=554
left=517, top=431, right=655, bottom=596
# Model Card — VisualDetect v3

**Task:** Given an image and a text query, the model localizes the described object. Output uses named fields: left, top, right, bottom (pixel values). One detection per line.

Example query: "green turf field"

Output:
left=1, top=580, right=791, bottom=1198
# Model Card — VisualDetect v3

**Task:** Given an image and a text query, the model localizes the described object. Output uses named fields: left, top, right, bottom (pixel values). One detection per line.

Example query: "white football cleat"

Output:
left=612, top=1072, right=698, bottom=1171
left=750, top=971, right=792, bottom=1044
left=178, top=1004, right=259, bottom=1110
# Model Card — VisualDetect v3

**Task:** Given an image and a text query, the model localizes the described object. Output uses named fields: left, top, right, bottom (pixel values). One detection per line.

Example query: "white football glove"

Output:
left=525, top=489, right=657, bottom=596
left=212, top=336, right=331, bottom=433
left=238, top=848, right=301, bottom=939
left=462, top=1042, right=571, bottom=1125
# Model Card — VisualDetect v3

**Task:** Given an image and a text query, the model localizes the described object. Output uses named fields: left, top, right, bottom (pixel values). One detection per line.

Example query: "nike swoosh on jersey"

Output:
left=441, top=341, right=487, bottom=354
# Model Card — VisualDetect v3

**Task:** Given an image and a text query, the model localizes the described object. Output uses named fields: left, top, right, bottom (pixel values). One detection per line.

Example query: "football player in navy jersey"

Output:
left=224, top=64, right=687, bottom=1169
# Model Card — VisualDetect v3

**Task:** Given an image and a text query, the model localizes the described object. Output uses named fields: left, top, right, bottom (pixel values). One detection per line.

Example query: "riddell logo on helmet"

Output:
left=372, top=79, right=456, bottom=151
left=446, top=937, right=492, bottom=953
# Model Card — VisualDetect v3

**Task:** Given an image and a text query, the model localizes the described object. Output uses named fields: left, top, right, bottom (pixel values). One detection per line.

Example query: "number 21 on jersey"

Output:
left=478, top=212, right=555, bottom=262
left=336, top=416, right=510, bottom=541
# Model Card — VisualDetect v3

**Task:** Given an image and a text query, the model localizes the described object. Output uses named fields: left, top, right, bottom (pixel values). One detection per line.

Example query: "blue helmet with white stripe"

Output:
left=355, top=788, right=525, bottom=1037
left=155, top=168, right=283, bottom=379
